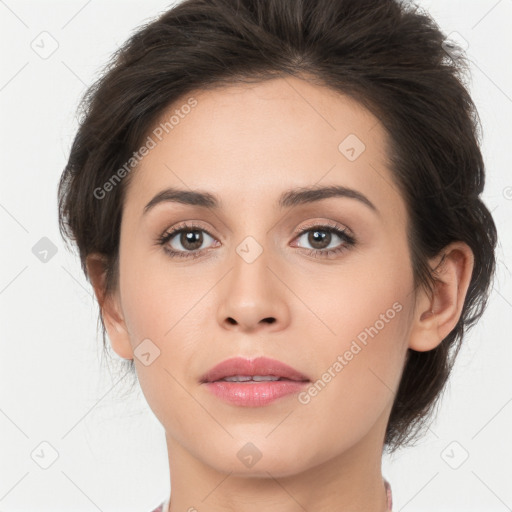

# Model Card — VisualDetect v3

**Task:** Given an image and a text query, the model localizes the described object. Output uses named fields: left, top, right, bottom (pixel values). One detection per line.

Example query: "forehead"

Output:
left=123, top=76, right=402, bottom=219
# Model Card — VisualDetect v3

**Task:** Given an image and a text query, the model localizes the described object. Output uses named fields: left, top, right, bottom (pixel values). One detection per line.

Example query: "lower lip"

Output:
left=203, top=380, right=309, bottom=407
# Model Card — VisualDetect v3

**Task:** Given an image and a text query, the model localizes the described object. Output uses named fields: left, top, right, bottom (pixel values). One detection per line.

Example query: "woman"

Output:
left=57, top=0, right=497, bottom=510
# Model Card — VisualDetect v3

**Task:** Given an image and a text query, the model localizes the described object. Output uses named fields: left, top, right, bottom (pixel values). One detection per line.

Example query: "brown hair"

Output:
left=58, top=0, right=498, bottom=454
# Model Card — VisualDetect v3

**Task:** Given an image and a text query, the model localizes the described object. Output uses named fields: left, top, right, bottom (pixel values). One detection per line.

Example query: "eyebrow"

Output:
left=142, top=184, right=379, bottom=216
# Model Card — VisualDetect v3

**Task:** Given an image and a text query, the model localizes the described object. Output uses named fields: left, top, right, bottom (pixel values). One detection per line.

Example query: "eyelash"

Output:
left=156, top=221, right=356, bottom=260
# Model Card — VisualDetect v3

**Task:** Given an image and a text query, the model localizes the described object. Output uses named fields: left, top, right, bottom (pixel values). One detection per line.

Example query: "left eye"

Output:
left=294, top=226, right=351, bottom=252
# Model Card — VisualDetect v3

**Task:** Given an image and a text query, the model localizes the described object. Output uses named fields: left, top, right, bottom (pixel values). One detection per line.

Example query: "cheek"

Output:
left=117, top=249, right=202, bottom=424
left=117, top=240, right=206, bottom=385
left=288, top=284, right=412, bottom=456
left=298, top=247, right=411, bottom=342
left=293, top=246, right=413, bottom=401
left=118, top=237, right=189, bottom=343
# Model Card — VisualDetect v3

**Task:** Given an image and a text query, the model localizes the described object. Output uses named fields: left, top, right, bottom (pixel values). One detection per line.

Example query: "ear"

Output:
left=86, top=253, right=134, bottom=360
left=409, top=241, right=475, bottom=352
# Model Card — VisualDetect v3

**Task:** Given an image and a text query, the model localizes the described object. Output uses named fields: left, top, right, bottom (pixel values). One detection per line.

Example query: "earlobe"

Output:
left=408, top=242, right=474, bottom=352
left=85, top=253, right=134, bottom=360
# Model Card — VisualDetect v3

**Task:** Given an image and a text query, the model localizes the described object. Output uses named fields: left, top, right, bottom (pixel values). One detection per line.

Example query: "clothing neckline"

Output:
left=384, top=477, right=393, bottom=511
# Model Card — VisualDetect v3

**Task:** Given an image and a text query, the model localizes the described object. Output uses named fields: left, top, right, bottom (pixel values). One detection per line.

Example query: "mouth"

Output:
left=216, top=375, right=299, bottom=382
left=200, top=356, right=310, bottom=407
left=200, top=356, right=311, bottom=384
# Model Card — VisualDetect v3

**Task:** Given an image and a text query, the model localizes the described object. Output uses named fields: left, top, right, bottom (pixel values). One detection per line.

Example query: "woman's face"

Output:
left=109, top=76, right=418, bottom=476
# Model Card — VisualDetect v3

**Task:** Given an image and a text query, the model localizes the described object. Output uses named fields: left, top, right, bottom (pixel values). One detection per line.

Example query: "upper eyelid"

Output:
left=296, top=220, right=352, bottom=235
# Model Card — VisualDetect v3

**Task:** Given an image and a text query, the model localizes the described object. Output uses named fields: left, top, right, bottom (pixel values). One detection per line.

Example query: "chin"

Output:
left=202, top=443, right=312, bottom=478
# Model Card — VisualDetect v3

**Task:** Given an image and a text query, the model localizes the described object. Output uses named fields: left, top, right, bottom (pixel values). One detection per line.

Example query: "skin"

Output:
left=87, top=76, right=474, bottom=512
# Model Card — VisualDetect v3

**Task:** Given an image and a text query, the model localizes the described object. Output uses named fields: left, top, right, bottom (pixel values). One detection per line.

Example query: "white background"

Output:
left=0, top=0, right=511, bottom=511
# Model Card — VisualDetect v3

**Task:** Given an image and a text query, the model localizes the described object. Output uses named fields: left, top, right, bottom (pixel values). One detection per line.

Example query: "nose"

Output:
left=216, top=247, right=291, bottom=334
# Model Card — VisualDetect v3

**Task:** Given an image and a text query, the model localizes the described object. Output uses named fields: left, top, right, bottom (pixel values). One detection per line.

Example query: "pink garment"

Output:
left=150, top=478, right=393, bottom=511
left=384, top=477, right=393, bottom=510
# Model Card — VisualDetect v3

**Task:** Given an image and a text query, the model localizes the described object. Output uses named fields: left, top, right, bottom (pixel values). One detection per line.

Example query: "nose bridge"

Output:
left=229, top=231, right=273, bottom=300
left=216, top=228, right=290, bottom=331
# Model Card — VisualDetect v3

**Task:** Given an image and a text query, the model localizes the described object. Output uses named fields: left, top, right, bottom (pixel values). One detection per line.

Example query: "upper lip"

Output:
left=200, top=356, right=310, bottom=383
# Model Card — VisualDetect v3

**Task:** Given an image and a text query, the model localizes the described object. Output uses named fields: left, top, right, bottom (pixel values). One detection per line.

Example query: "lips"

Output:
left=200, top=356, right=310, bottom=383
left=201, top=356, right=311, bottom=407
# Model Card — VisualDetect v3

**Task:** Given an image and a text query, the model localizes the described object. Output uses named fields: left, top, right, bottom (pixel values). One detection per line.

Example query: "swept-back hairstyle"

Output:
left=58, top=0, right=497, bottom=453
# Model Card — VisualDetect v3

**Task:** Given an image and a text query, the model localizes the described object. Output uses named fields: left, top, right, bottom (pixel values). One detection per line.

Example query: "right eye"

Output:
left=157, top=223, right=219, bottom=259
